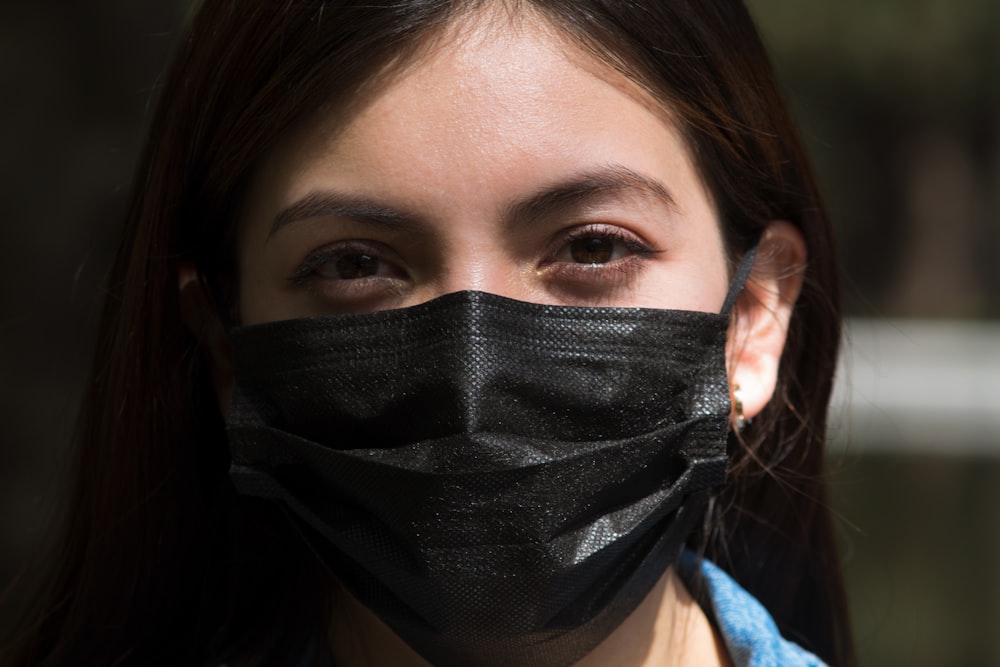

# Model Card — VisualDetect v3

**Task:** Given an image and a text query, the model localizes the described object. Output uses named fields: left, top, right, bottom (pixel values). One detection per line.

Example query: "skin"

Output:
left=181, top=7, right=806, bottom=666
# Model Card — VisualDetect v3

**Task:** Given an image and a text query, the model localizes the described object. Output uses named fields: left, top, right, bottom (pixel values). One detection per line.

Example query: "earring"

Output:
left=732, top=384, right=747, bottom=433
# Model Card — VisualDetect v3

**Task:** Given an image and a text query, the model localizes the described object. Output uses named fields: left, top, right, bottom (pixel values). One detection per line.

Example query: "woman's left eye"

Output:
left=565, top=235, right=622, bottom=264
left=552, top=226, right=657, bottom=267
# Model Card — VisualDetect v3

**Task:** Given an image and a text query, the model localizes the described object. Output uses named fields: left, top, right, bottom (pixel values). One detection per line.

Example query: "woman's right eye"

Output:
left=291, top=241, right=405, bottom=288
left=317, top=251, right=382, bottom=280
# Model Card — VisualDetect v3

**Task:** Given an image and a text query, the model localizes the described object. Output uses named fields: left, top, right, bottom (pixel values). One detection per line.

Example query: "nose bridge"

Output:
left=439, top=253, right=504, bottom=295
left=432, top=221, right=525, bottom=299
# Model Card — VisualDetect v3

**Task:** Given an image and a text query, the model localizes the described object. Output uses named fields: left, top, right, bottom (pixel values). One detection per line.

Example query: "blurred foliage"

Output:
left=749, top=5, right=1000, bottom=667
left=752, top=0, right=997, bottom=105
left=747, top=5, right=1000, bottom=664
left=750, top=0, right=1000, bottom=318
left=833, top=455, right=1000, bottom=667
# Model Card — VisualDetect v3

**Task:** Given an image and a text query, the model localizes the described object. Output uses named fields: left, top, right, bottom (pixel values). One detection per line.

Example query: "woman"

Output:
left=1, top=1, right=854, bottom=665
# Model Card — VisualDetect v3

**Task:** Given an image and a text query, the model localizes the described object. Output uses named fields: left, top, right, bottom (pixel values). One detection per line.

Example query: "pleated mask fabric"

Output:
left=226, top=245, right=756, bottom=666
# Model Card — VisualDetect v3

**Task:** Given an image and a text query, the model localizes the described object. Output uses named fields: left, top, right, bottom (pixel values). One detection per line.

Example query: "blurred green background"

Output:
left=0, top=2, right=998, bottom=664
left=750, top=5, right=1000, bottom=662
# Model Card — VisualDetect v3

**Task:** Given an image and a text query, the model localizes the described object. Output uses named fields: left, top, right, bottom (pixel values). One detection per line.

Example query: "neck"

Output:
left=574, top=566, right=733, bottom=667
left=327, top=566, right=733, bottom=667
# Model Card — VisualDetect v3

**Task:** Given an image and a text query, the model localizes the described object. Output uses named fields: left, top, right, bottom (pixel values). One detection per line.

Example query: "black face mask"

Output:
left=226, top=246, right=756, bottom=667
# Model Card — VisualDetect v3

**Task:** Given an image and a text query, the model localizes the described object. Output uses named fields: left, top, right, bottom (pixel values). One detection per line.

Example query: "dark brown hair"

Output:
left=2, top=1, right=853, bottom=665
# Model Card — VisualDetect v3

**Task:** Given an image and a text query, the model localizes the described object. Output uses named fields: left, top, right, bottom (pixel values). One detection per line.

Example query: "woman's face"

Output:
left=235, top=13, right=730, bottom=325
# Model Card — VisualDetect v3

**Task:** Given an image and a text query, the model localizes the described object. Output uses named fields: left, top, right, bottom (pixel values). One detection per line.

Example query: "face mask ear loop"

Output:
left=720, top=230, right=763, bottom=317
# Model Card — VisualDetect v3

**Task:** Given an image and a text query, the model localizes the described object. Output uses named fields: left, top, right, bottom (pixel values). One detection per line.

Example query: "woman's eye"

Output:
left=568, top=236, right=616, bottom=264
left=554, top=227, right=656, bottom=266
left=322, top=252, right=381, bottom=279
left=291, top=242, right=403, bottom=287
left=543, top=225, right=661, bottom=297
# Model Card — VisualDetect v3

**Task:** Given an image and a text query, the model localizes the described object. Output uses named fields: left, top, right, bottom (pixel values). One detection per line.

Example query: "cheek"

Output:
left=237, top=263, right=307, bottom=326
left=642, top=215, right=729, bottom=312
left=235, top=239, right=299, bottom=326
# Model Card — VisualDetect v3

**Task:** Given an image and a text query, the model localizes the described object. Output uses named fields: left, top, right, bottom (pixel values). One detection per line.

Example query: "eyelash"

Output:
left=289, top=225, right=661, bottom=291
left=289, top=240, right=396, bottom=286
left=556, top=224, right=659, bottom=264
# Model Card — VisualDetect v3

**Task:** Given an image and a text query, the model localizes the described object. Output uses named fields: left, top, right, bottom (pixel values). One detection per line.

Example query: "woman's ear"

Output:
left=178, top=261, right=234, bottom=416
left=726, top=221, right=807, bottom=424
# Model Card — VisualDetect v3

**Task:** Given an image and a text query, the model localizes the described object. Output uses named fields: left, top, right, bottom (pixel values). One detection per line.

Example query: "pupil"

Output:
left=570, top=237, right=613, bottom=264
left=336, top=253, right=378, bottom=279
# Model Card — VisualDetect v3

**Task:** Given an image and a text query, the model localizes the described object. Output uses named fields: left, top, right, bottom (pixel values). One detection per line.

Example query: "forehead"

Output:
left=243, top=6, right=710, bottom=223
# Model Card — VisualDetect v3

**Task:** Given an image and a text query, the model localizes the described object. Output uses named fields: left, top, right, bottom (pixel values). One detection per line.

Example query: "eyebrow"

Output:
left=268, top=192, right=424, bottom=240
left=267, top=164, right=676, bottom=239
left=503, top=164, right=677, bottom=229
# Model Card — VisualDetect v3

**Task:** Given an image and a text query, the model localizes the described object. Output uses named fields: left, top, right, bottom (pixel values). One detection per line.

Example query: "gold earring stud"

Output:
left=732, top=384, right=747, bottom=433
